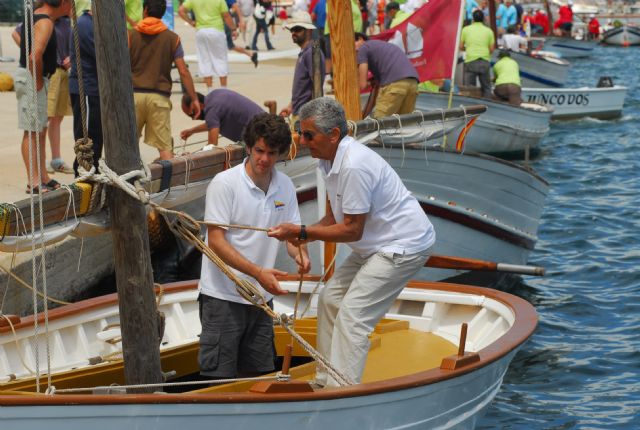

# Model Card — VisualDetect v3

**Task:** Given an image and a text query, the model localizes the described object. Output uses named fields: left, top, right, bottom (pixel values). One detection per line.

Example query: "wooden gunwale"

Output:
left=0, top=279, right=537, bottom=406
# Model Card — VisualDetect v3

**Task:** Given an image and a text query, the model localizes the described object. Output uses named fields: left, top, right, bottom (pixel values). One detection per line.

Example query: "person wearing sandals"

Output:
left=15, top=0, right=71, bottom=194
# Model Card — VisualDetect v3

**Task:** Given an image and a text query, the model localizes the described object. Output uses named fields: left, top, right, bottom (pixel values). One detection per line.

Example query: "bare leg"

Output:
left=21, top=130, right=51, bottom=188
left=204, top=76, right=213, bottom=93
left=47, top=115, right=64, bottom=159
left=38, top=130, right=52, bottom=184
left=220, top=76, right=228, bottom=87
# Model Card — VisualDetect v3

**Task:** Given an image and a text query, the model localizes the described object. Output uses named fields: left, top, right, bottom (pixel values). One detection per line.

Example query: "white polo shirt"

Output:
left=199, top=159, right=301, bottom=304
left=319, top=136, right=435, bottom=257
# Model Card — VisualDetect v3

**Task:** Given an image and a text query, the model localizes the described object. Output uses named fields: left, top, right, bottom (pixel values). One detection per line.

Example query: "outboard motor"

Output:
left=597, top=76, right=614, bottom=88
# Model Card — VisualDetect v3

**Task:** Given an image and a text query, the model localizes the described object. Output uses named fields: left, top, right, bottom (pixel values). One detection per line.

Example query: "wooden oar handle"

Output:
left=426, top=255, right=545, bottom=276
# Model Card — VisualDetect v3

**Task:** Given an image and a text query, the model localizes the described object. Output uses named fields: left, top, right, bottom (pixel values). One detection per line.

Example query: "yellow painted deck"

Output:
left=202, top=318, right=457, bottom=393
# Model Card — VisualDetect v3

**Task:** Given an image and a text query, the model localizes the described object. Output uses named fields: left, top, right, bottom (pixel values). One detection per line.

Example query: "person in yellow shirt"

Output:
left=385, top=2, right=410, bottom=28
left=460, top=9, right=495, bottom=98
left=125, top=0, right=143, bottom=29
left=179, top=0, right=237, bottom=92
left=492, top=50, right=522, bottom=105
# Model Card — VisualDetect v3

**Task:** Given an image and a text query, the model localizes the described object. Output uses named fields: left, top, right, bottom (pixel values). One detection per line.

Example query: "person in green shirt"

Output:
left=459, top=9, right=495, bottom=98
left=125, top=0, right=143, bottom=29
left=492, top=50, right=522, bottom=105
left=385, top=2, right=410, bottom=28
left=178, top=0, right=236, bottom=92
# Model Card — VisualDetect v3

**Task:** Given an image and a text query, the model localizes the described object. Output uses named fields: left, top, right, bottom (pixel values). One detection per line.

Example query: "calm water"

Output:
left=479, top=45, right=640, bottom=429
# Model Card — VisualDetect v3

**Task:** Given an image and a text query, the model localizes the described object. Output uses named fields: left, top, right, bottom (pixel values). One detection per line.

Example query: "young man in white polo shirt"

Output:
left=269, top=98, right=435, bottom=387
left=199, top=113, right=310, bottom=379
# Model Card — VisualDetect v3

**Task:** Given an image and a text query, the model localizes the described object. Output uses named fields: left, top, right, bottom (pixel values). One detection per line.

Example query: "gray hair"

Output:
left=298, top=97, right=349, bottom=139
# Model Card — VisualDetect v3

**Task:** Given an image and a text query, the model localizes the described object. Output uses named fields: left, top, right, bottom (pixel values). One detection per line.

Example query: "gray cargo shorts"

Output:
left=198, top=294, right=276, bottom=378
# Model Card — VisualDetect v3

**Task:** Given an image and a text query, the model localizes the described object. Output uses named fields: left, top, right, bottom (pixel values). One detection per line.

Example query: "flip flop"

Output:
left=44, top=179, right=61, bottom=190
left=25, top=184, right=49, bottom=194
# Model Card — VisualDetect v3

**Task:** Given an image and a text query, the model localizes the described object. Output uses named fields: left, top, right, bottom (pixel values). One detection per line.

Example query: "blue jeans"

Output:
left=251, top=17, right=273, bottom=50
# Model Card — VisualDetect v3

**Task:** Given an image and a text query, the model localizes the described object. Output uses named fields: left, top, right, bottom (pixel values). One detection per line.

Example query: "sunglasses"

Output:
left=290, top=26, right=306, bottom=33
left=298, top=130, right=316, bottom=141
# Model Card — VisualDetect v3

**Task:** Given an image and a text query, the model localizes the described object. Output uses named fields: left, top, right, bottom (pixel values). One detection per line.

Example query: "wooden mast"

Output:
left=324, top=0, right=361, bottom=278
left=92, top=0, right=163, bottom=392
left=489, top=0, right=498, bottom=39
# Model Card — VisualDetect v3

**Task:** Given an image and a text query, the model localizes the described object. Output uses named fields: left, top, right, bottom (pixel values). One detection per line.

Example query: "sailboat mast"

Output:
left=323, top=0, right=362, bottom=278
left=92, top=0, right=163, bottom=392
left=447, top=0, right=466, bottom=109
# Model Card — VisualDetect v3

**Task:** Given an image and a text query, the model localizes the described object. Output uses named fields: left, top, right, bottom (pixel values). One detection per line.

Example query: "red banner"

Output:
left=372, top=0, right=463, bottom=82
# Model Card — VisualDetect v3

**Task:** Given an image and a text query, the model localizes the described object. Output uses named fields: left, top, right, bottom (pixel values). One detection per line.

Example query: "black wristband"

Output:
left=298, top=224, right=307, bottom=241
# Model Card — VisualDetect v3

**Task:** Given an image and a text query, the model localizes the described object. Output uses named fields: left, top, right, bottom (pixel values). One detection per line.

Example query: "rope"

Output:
left=292, top=245, right=304, bottom=321
left=391, top=114, right=406, bottom=167
left=70, top=156, right=354, bottom=386
left=0, top=264, right=71, bottom=306
left=70, top=0, right=93, bottom=172
left=158, top=209, right=354, bottom=386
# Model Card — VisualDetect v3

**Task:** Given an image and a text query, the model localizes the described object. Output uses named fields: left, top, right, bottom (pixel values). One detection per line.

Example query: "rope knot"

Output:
left=74, top=137, right=94, bottom=172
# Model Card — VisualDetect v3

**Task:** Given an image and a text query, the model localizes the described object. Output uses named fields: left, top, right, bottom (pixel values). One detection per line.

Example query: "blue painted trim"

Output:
left=519, top=70, right=563, bottom=88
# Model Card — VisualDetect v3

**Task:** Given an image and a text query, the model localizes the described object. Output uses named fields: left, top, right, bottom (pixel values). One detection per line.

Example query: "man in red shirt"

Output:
left=534, top=9, right=549, bottom=35
left=588, top=14, right=600, bottom=40
left=554, top=1, right=573, bottom=36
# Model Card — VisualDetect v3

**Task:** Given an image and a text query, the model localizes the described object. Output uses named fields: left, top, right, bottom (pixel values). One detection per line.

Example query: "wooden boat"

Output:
left=278, top=137, right=549, bottom=285
left=529, top=36, right=598, bottom=58
left=0, top=278, right=537, bottom=429
left=414, top=91, right=552, bottom=156
left=601, top=25, right=640, bottom=46
left=521, top=83, right=627, bottom=120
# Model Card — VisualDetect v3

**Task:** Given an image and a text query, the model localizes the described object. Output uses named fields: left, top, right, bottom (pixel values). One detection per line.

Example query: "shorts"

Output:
left=134, top=92, right=173, bottom=151
left=195, top=28, right=228, bottom=78
left=374, top=78, right=419, bottom=118
left=14, top=67, right=49, bottom=132
left=47, top=67, right=72, bottom=117
left=198, top=294, right=275, bottom=378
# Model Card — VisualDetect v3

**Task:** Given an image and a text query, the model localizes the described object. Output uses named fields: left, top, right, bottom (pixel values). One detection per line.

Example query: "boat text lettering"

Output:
left=525, top=93, right=590, bottom=106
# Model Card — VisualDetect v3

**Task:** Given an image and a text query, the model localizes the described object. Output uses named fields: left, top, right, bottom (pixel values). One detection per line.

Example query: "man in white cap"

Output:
left=279, top=11, right=325, bottom=124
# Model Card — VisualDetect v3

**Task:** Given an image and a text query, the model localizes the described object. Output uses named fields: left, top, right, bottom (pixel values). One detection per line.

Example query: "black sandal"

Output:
left=44, top=179, right=61, bottom=190
left=25, top=184, right=49, bottom=194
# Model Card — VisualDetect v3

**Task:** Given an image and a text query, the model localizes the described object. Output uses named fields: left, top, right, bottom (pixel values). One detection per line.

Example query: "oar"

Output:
left=426, top=255, right=545, bottom=276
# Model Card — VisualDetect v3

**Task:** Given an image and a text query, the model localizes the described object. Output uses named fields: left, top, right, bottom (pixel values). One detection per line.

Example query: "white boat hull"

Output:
left=521, top=85, right=627, bottom=119
left=0, top=353, right=515, bottom=429
left=542, top=37, right=598, bottom=58
left=601, top=26, right=640, bottom=46
left=415, top=92, right=552, bottom=155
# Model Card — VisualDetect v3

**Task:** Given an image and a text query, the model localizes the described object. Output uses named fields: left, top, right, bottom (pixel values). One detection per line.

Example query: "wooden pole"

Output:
left=489, top=0, right=498, bottom=40
left=92, top=0, right=163, bottom=392
left=324, top=0, right=362, bottom=279
left=312, top=36, right=323, bottom=99
left=327, top=0, right=361, bottom=120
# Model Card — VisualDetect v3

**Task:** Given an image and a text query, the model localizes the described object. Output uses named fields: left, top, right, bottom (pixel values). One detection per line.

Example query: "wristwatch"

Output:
left=298, top=224, right=307, bottom=241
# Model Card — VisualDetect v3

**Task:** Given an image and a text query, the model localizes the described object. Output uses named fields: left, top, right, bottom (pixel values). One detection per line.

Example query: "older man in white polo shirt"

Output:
left=269, top=98, right=435, bottom=387
left=199, top=113, right=310, bottom=379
